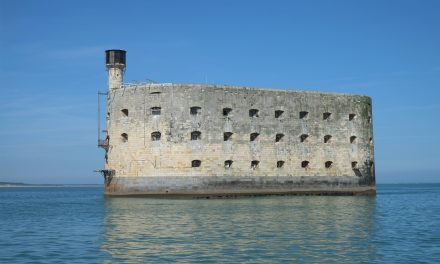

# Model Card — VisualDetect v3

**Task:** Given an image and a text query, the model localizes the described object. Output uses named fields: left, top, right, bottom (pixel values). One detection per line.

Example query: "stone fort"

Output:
left=99, top=50, right=375, bottom=196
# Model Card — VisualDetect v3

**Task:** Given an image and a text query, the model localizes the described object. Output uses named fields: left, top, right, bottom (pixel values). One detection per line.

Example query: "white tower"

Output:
left=105, top=49, right=126, bottom=90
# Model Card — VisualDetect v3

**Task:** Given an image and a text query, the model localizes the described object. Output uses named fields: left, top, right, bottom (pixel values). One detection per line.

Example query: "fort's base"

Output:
left=104, top=176, right=376, bottom=197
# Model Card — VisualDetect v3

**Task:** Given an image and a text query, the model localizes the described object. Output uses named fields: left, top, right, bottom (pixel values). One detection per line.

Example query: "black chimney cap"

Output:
left=105, top=49, right=126, bottom=66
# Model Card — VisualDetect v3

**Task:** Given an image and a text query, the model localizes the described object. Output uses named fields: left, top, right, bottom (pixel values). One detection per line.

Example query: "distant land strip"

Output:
left=0, top=182, right=102, bottom=187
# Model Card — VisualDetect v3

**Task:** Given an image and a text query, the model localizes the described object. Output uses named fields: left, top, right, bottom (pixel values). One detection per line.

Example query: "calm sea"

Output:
left=0, top=184, right=439, bottom=263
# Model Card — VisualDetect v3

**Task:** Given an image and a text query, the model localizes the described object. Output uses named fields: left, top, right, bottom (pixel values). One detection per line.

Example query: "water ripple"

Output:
left=0, top=184, right=439, bottom=263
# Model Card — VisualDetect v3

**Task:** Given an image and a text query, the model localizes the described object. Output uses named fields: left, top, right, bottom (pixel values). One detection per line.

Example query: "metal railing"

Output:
left=98, top=139, right=108, bottom=149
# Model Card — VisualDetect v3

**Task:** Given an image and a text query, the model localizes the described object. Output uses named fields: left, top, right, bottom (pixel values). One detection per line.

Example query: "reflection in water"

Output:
left=101, top=196, right=376, bottom=262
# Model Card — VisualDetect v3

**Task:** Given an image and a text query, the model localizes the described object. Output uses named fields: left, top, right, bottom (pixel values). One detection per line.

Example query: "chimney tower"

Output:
left=105, top=49, right=126, bottom=90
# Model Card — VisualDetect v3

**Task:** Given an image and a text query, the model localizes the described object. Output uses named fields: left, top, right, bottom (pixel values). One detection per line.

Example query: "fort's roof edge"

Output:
left=121, top=82, right=372, bottom=100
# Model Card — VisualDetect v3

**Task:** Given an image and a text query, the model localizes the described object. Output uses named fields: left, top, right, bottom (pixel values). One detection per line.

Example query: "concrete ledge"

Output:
left=104, top=176, right=376, bottom=198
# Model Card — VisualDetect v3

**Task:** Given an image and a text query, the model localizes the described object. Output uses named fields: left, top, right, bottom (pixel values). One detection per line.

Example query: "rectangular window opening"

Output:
left=300, top=134, right=309, bottom=143
left=300, top=111, right=309, bottom=119
left=277, top=161, right=285, bottom=168
left=223, top=108, right=232, bottom=117
left=301, top=161, right=309, bottom=168
left=191, top=131, right=202, bottom=140
left=276, top=133, right=284, bottom=142
left=151, top=131, right=161, bottom=141
left=151, top=107, right=161, bottom=115
left=251, top=160, right=260, bottom=169
left=190, top=106, right=202, bottom=116
left=324, top=135, right=332, bottom=143
left=224, top=132, right=233, bottom=141
left=325, top=161, right=333, bottom=169
left=275, top=110, right=284, bottom=118
left=352, top=161, right=358, bottom=169
left=192, top=160, right=201, bottom=168
left=350, top=136, right=357, bottom=144
left=249, top=109, right=259, bottom=118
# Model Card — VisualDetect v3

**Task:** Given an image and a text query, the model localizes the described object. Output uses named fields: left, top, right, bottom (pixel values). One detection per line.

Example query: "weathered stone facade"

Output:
left=101, top=50, right=375, bottom=197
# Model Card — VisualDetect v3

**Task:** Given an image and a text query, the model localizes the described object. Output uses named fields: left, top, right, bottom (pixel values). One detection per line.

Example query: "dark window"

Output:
left=249, top=109, right=259, bottom=118
left=275, top=110, right=284, bottom=118
left=325, top=161, right=333, bottom=169
left=276, top=133, right=284, bottom=142
left=349, top=114, right=356, bottom=121
left=370, top=137, right=373, bottom=145
left=350, top=136, right=357, bottom=144
left=323, top=112, right=331, bottom=120
left=300, top=111, right=309, bottom=119
left=223, top=108, right=232, bottom=117
left=324, top=135, right=332, bottom=143
left=301, top=161, right=310, bottom=168
left=352, top=161, right=358, bottom=169
left=150, top=91, right=161, bottom=95
left=151, top=131, right=161, bottom=141
left=121, top=133, right=128, bottom=142
left=250, top=133, right=260, bottom=141
left=192, top=160, right=201, bottom=168
left=191, top=131, right=201, bottom=140
left=224, top=132, right=233, bottom=141
left=224, top=160, right=233, bottom=168
left=151, top=107, right=161, bottom=115
left=277, top=161, right=285, bottom=168
left=190, top=106, right=201, bottom=116
left=251, top=160, right=260, bottom=169
left=121, top=109, right=128, bottom=117
left=300, top=134, right=309, bottom=142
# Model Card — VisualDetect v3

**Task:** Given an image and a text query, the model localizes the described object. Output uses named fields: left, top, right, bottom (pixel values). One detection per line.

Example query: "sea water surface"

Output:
left=0, top=184, right=439, bottom=263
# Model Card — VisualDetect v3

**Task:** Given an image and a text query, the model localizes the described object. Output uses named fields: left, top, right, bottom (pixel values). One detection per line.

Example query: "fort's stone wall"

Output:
left=104, top=83, right=375, bottom=196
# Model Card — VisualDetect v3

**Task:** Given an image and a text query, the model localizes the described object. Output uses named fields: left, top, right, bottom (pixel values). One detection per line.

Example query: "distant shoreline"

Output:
left=0, top=182, right=102, bottom=188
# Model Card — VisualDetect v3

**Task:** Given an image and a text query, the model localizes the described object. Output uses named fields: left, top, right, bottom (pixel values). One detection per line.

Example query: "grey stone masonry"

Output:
left=102, top=82, right=375, bottom=197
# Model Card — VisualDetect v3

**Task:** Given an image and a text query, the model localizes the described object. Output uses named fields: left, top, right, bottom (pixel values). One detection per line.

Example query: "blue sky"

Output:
left=0, top=0, right=439, bottom=184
